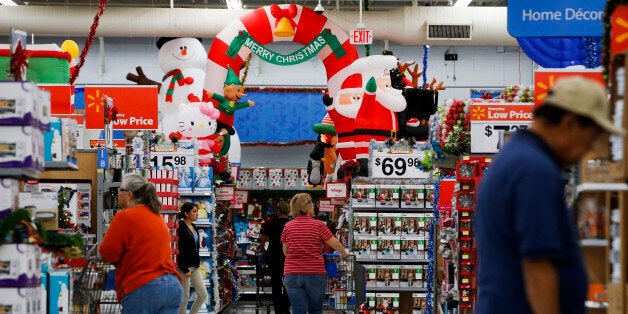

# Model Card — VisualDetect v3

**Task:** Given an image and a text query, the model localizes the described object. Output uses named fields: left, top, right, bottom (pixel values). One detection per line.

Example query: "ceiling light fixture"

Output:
left=226, top=0, right=242, bottom=10
left=314, top=0, right=324, bottom=14
left=0, top=0, right=19, bottom=6
left=453, top=0, right=472, bottom=7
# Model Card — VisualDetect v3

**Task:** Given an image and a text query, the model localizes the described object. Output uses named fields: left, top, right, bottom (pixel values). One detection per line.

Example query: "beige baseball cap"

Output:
left=544, top=76, right=625, bottom=135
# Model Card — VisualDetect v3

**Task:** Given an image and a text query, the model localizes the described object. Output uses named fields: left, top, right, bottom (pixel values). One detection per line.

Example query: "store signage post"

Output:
left=349, top=28, right=373, bottom=45
left=534, top=70, right=604, bottom=107
left=370, top=150, right=430, bottom=179
left=326, top=182, right=348, bottom=199
left=507, top=0, right=605, bottom=37
left=469, top=103, right=534, bottom=153
left=84, top=85, right=158, bottom=130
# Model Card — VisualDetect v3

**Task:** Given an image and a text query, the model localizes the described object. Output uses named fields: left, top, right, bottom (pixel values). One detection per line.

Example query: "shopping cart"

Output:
left=323, top=253, right=357, bottom=312
left=255, top=254, right=273, bottom=313
left=72, top=257, right=120, bottom=314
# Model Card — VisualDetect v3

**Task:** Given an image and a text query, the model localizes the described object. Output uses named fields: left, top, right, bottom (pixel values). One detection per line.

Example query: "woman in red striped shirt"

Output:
left=281, top=193, right=349, bottom=314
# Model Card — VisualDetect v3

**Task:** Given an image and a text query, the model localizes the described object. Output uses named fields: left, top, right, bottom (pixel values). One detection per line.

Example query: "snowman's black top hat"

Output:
left=156, top=37, right=203, bottom=49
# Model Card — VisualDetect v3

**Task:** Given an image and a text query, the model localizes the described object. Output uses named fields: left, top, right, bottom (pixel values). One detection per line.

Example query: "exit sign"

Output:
left=350, top=29, right=373, bottom=45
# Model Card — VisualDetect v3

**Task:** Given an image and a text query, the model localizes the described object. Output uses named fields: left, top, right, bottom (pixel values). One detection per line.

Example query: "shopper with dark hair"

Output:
left=259, top=201, right=291, bottom=314
left=281, top=193, right=349, bottom=314
left=475, top=77, right=624, bottom=314
left=177, top=202, right=208, bottom=314
left=100, top=173, right=183, bottom=313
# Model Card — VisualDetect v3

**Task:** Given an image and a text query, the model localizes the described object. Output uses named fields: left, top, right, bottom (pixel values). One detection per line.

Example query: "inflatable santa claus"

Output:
left=352, top=55, right=407, bottom=173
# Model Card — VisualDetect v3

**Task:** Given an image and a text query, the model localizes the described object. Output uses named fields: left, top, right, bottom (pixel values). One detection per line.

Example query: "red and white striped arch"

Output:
left=204, top=4, right=359, bottom=96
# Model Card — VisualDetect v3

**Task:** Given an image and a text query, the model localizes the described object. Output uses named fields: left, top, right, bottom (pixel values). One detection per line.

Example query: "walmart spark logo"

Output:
left=471, top=106, right=486, bottom=120
left=86, top=89, right=103, bottom=113
left=535, top=75, right=556, bottom=103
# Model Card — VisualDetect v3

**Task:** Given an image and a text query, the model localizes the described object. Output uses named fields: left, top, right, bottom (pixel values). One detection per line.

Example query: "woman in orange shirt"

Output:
left=100, top=173, right=183, bottom=313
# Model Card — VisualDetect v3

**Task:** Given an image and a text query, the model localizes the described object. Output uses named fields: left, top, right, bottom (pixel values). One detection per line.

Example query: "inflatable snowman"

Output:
left=156, top=37, right=207, bottom=136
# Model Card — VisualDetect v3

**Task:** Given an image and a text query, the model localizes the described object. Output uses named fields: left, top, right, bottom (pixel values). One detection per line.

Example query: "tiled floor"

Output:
left=222, top=301, right=341, bottom=313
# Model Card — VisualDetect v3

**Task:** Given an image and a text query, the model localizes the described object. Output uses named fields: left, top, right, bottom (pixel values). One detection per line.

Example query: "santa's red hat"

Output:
left=341, top=73, right=362, bottom=89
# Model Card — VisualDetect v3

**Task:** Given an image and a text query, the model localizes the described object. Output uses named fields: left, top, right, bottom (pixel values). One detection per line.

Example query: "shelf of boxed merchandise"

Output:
left=574, top=51, right=628, bottom=314
left=350, top=178, right=434, bottom=313
left=0, top=80, right=58, bottom=312
left=44, top=161, right=79, bottom=170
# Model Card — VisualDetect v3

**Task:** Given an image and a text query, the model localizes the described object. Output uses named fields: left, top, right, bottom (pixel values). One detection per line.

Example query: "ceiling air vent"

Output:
left=426, top=22, right=472, bottom=40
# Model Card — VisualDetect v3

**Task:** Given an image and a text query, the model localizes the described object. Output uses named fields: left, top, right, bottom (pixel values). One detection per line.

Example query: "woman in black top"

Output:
left=259, top=201, right=292, bottom=314
left=177, top=202, right=208, bottom=314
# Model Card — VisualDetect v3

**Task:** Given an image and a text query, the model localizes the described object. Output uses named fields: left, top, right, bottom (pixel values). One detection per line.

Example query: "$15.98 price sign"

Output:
left=150, top=151, right=193, bottom=168
left=370, top=150, right=430, bottom=179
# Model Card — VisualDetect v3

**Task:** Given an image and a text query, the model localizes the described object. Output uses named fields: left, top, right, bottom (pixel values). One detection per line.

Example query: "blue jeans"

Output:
left=122, top=274, right=183, bottom=314
left=283, top=274, right=326, bottom=314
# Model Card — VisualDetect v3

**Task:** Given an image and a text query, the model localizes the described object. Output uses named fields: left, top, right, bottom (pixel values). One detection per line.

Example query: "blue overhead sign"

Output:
left=507, top=0, right=605, bottom=37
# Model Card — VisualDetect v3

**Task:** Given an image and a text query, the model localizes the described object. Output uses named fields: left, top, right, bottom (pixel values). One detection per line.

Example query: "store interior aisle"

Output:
left=222, top=300, right=339, bottom=313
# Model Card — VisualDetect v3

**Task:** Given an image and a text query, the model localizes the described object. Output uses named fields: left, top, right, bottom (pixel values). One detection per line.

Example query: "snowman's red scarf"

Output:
left=162, top=69, right=185, bottom=102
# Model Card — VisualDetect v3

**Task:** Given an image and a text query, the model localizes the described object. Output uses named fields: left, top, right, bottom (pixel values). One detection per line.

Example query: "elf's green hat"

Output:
left=224, top=67, right=242, bottom=86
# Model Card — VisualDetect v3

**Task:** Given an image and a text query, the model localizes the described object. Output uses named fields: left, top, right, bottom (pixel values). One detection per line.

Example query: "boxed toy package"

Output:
left=353, top=212, right=377, bottom=235
left=399, top=264, right=424, bottom=288
left=353, top=235, right=378, bottom=261
left=376, top=185, right=400, bottom=208
left=412, top=293, right=428, bottom=314
left=376, top=264, right=400, bottom=288
left=377, top=235, right=401, bottom=260
left=425, top=186, right=434, bottom=208
left=364, top=264, right=377, bottom=287
left=177, top=166, right=195, bottom=193
left=375, top=293, right=400, bottom=314
left=400, top=184, right=426, bottom=208
left=401, top=236, right=426, bottom=260
left=194, top=166, right=213, bottom=193
left=377, top=213, right=402, bottom=235
left=351, top=184, right=376, bottom=208
left=401, top=213, right=421, bottom=235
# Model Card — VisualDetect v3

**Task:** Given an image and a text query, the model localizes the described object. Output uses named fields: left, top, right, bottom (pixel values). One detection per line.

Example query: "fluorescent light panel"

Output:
left=453, top=0, right=472, bottom=7
left=226, top=0, right=242, bottom=10
left=0, top=0, right=18, bottom=5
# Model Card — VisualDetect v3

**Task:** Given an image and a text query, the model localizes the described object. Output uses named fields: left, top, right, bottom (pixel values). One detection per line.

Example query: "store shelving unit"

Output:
left=350, top=178, right=433, bottom=313
left=575, top=51, right=628, bottom=314
left=45, top=161, right=79, bottom=170
left=95, top=171, right=122, bottom=245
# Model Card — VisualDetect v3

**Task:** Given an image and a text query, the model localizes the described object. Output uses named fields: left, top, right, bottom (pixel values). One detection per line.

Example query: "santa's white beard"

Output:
left=334, top=87, right=363, bottom=118
left=376, top=88, right=406, bottom=112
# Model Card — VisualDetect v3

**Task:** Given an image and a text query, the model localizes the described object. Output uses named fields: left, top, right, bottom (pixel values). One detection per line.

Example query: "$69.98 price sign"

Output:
left=150, top=152, right=193, bottom=168
left=370, top=150, right=430, bottom=179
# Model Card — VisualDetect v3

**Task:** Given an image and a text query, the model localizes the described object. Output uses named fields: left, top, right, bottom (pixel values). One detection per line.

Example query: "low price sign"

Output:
left=370, top=150, right=430, bottom=179
left=469, top=103, right=534, bottom=153
left=84, top=85, right=158, bottom=130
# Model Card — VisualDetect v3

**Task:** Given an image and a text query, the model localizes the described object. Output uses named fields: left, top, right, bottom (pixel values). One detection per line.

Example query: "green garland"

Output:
left=602, top=0, right=628, bottom=81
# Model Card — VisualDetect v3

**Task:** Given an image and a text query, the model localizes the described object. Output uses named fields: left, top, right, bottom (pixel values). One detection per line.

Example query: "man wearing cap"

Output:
left=475, top=77, right=624, bottom=314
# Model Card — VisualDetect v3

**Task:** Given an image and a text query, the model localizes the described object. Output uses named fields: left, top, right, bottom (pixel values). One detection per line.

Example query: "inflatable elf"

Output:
left=204, top=67, right=254, bottom=135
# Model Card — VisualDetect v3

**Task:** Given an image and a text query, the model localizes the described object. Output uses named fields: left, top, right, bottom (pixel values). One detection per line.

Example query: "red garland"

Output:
left=69, top=0, right=108, bottom=84
left=10, top=41, right=28, bottom=81
left=241, top=140, right=317, bottom=147
left=246, top=87, right=325, bottom=93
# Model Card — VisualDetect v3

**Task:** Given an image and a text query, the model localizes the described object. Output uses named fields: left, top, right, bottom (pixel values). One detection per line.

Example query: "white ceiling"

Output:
left=14, top=0, right=507, bottom=11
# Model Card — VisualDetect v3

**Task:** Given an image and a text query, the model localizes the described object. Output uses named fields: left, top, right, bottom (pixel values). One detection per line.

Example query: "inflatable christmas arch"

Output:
left=204, top=4, right=360, bottom=101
